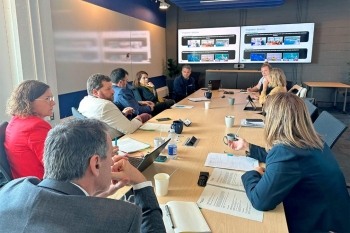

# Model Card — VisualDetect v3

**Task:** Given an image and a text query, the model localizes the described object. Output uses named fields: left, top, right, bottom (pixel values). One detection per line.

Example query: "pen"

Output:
left=165, top=205, right=175, bottom=229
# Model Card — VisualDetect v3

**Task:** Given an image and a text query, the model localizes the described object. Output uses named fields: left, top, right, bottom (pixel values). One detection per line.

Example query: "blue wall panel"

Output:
left=84, top=0, right=166, bottom=28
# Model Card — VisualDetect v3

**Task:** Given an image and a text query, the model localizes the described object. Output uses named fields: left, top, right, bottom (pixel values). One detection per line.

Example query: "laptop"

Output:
left=127, top=138, right=170, bottom=172
left=208, top=80, right=221, bottom=90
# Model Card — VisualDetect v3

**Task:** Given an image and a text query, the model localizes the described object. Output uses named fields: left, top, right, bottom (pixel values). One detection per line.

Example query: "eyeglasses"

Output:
left=35, top=96, right=55, bottom=102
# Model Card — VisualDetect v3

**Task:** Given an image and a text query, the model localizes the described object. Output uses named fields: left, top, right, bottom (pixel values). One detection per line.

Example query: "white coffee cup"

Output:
left=204, top=101, right=211, bottom=109
left=154, top=137, right=165, bottom=149
left=228, top=97, right=235, bottom=105
left=225, top=115, right=235, bottom=127
left=154, top=173, right=170, bottom=196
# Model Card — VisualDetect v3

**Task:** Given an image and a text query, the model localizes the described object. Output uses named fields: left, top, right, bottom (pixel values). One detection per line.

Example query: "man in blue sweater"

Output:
left=173, top=65, right=195, bottom=102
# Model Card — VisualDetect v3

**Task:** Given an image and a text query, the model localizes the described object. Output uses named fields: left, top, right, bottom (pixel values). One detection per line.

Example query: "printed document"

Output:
left=197, top=168, right=263, bottom=222
left=204, top=153, right=258, bottom=171
left=188, top=97, right=209, bottom=102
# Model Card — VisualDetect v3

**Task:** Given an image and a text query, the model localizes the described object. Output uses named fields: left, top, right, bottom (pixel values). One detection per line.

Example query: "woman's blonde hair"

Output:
left=269, top=68, right=286, bottom=88
left=133, top=71, right=148, bottom=87
left=264, top=92, right=323, bottom=151
left=6, top=80, right=50, bottom=118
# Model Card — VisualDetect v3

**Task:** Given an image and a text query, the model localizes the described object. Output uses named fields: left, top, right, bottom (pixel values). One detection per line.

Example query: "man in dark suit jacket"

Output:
left=173, top=65, right=195, bottom=102
left=0, top=119, right=166, bottom=233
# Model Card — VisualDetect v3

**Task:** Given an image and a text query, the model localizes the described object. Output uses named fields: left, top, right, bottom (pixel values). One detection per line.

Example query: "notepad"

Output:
left=117, top=137, right=150, bottom=153
left=197, top=168, right=264, bottom=222
left=160, top=201, right=211, bottom=233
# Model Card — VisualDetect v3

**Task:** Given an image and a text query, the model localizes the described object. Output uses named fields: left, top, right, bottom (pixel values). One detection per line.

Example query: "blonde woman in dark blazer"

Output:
left=259, top=68, right=287, bottom=105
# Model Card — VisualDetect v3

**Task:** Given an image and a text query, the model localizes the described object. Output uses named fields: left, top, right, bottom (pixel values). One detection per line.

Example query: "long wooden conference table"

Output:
left=111, top=89, right=288, bottom=232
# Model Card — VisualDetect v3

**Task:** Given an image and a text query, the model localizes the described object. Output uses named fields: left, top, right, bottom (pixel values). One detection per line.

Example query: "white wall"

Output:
left=50, top=0, right=166, bottom=95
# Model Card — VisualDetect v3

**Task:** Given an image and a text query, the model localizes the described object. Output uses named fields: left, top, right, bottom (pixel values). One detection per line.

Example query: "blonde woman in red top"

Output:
left=5, top=80, right=55, bottom=179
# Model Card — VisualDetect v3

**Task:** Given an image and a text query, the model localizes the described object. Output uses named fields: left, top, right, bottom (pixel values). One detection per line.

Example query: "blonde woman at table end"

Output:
left=228, top=92, right=349, bottom=233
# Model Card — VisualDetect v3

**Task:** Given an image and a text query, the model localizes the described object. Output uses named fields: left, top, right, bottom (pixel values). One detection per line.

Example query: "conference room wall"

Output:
left=50, top=0, right=166, bottom=118
left=166, top=0, right=350, bottom=107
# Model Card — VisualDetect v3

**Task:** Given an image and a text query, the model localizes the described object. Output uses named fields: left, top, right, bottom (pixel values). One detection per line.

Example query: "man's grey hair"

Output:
left=44, top=119, right=109, bottom=181
left=182, top=64, right=191, bottom=71
left=86, top=74, right=111, bottom=96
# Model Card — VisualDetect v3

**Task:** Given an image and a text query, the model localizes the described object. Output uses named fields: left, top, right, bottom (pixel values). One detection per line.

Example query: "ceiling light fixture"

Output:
left=159, top=0, right=170, bottom=9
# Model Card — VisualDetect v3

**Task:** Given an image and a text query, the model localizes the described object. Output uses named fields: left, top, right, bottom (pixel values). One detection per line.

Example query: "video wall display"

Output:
left=239, top=23, right=315, bottom=63
left=178, top=27, right=241, bottom=64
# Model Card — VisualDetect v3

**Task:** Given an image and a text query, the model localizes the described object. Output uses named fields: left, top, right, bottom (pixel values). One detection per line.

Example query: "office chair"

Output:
left=303, top=98, right=318, bottom=122
left=71, top=107, right=86, bottom=119
left=313, top=111, right=348, bottom=149
left=0, top=121, right=13, bottom=187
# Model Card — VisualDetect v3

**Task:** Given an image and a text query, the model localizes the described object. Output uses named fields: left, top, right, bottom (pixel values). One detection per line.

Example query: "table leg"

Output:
left=343, top=88, right=348, bottom=114
left=334, top=89, right=338, bottom=109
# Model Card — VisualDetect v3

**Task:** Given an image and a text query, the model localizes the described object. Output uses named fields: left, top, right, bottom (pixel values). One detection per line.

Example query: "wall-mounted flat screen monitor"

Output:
left=239, top=23, right=314, bottom=63
left=178, top=27, right=240, bottom=64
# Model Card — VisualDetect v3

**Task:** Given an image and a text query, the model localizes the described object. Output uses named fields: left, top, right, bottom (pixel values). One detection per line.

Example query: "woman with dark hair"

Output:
left=5, top=80, right=55, bottom=179
left=133, top=71, right=174, bottom=107
left=229, top=92, right=349, bottom=232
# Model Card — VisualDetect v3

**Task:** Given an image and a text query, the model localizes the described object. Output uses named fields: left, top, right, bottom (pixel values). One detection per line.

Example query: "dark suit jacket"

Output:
left=173, top=75, right=195, bottom=102
left=113, top=85, right=151, bottom=115
left=0, top=177, right=166, bottom=233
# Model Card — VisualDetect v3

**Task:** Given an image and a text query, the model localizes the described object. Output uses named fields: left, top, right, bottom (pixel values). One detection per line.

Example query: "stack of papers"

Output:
left=204, top=153, right=259, bottom=171
left=117, top=137, right=150, bottom=153
left=139, top=123, right=171, bottom=132
left=187, top=97, right=209, bottom=102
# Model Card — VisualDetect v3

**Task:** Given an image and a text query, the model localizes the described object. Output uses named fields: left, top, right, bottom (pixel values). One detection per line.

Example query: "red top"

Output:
left=4, top=116, right=51, bottom=179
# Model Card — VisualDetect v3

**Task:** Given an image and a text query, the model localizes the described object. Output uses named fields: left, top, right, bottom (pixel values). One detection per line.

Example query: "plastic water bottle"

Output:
left=167, top=129, right=178, bottom=159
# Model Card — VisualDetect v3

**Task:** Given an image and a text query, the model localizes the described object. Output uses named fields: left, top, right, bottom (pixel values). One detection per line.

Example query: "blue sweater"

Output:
left=242, top=143, right=350, bottom=232
left=113, top=85, right=151, bottom=115
left=172, top=75, right=195, bottom=102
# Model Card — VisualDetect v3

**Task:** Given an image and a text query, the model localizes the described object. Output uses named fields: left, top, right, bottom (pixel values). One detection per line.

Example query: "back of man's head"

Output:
left=43, top=118, right=108, bottom=181
left=110, top=68, right=128, bottom=84
left=87, top=74, right=111, bottom=96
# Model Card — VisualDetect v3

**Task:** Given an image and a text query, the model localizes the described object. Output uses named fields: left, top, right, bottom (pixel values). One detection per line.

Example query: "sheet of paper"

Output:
left=207, top=168, right=245, bottom=192
left=139, top=123, right=171, bottom=132
left=172, top=105, right=194, bottom=109
left=204, top=153, right=258, bottom=171
left=197, top=185, right=264, bottom=222
left=117, top=137, right=150, bottom=153
left=188, top=97, right=209, bottom=102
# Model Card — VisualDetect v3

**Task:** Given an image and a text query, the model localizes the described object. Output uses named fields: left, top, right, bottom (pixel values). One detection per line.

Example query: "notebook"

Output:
left=160, top=201, right=211, bottom=233
left=208, top=80, right=221, bottom=90
left=127, top=138, right=170, bottom=172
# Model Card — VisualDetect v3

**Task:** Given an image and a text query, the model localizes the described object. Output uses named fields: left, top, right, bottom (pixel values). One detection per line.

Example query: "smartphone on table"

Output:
left=155, top=155, right=167, bottom=162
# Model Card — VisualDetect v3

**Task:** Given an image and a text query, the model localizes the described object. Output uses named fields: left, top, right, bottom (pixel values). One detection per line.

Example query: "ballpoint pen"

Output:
left=165, top=205, right=175, bottom=229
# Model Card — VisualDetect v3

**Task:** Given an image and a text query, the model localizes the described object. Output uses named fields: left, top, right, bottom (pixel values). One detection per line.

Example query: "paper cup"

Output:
left=154, top=137, right=165, bottom=149
left=204, top=101, right=211, bottom=109
left=225, top=115, right=235, bottom=127
left=154, top=173, right=170, bottom=196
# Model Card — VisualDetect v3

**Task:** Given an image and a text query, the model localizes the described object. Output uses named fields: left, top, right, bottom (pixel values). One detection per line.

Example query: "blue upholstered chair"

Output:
left=313, top=111, right=348, bottom=149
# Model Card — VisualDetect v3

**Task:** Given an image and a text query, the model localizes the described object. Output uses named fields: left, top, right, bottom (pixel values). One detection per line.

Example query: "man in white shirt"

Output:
left=78, top=73, right=151, bottom=139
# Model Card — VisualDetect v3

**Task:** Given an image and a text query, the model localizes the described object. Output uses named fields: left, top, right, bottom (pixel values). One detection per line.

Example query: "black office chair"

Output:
left=313, top=111, right=348, bottom=149
left=303, top=98, right=318, bottom=122
left=0, top=121, right=13, bottom=187
left=71, top=107, right=86, bottom=119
